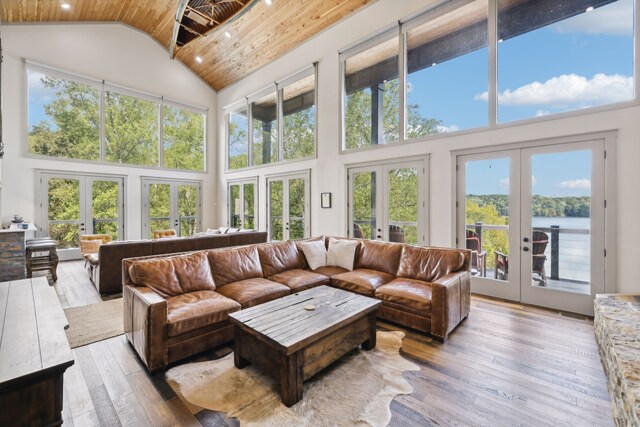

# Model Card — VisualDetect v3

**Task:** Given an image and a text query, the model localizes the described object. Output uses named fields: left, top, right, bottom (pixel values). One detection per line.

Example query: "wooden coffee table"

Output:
left=229, top=285, right=381, bottom=407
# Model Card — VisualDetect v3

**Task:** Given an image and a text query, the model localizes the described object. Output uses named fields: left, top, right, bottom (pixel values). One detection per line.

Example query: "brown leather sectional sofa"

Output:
left=123, top=236, right=471, bottom=372
left=93, top=231, right=267, bottom=294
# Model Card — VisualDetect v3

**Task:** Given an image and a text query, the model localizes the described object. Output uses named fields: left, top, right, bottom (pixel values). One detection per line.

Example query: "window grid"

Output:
left=26, top=62, right=207, bottom=172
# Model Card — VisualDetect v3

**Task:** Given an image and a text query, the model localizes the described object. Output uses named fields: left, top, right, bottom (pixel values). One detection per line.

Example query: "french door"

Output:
left=456, top=139, right=606, bottom=314
left=142, top=179, right=202, bottom=239
left=228, top=178, right=258, bottom=230
left=267, top=172, right=310, bottom=241
left=348, top=160, right=427, bottom=245
left=39, top=172, right=124, bottom=260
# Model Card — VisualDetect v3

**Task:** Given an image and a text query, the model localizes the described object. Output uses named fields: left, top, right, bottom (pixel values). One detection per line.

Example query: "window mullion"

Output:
left=158, top=99, right=164, bottom=168
left=488, top=0, right=498, bottom=127
left=398, top=23, right=407, bottom=143
left=248, top=100, right=254, bottom=167
left=100, top=81, right=106, bottom=162
left=277, top=87, right=284, bottom=162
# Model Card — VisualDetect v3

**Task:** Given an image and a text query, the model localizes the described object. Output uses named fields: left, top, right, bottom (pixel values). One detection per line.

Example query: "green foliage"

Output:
left=163, top=105, right=205, bottom=171
left=467, top=194, right=591, bottom=217
left=228, top=113, right=249, bottom=169
left=465, top=199, right=509, bottom=268
left=283, top=107, right=315, bottom=160
left=29, top=76, right=100, bottom=160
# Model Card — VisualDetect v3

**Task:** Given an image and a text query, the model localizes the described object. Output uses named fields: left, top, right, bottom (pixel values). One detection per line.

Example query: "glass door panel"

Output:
left=386, top=166, right=419, bottom=244
left=288, top=178, right=306, bottom=240
left=89, top=179, right=122, bottom=241
left=243, top=182, right=256, bottom=229
left=229, top=184, right=241, bottom=228
left=269, top=180, right=284, bottom=241
left=178, top=184, right=199, bottom=237
left=148, top=183, right=171, bottom=238
left=350, top=168, right=379, bottom=240
left=520, top=142, right=604, bottom=314
left=458, top=152, right=520, bottom=301
left=47, top=177, right=83, bottom=251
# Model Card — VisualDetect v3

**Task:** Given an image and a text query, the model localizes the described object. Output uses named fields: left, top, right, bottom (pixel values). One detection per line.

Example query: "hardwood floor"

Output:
left=50, top=260, right=614, bottom=426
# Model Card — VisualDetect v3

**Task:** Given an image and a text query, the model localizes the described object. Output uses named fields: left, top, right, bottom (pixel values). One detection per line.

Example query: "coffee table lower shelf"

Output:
left=233, top=310, right=377, bottom=407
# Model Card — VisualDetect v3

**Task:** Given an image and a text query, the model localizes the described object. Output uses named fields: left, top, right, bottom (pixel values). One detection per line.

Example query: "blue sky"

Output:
left=408, top=0, right=634, bottom=129
left=466, top=150, right=592, bottom=197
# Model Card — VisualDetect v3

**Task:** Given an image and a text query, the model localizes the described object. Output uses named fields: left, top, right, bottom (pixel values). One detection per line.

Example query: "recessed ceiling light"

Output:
left=224, top=31, right=231, bottom=38
left=195, top=56, right=203, bottom=63
left=265, top=0, right=272, bottom=5
left=586, top=6, right=594, bottom=12
left=61, top=2, right=71, bottom=10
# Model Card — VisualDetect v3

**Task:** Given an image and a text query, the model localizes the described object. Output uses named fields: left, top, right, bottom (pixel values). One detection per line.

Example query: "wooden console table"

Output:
left=0, top=277, right=74, bottom=427
left=594, top=294, right=640, bottom=426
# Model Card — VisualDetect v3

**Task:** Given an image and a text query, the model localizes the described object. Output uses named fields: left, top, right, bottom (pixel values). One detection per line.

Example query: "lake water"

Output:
left=531, top=216, right=590, bottom=283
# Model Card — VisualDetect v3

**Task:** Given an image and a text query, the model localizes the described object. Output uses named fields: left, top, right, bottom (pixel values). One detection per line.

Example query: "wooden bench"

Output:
left=0, top=277, right=74, bottom=426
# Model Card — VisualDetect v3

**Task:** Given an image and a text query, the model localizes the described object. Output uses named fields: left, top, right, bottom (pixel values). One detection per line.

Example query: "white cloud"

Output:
left=475, top=73, right=633, bottom=107
left=554, top=0, right=633, bottom=36
left=436, top=124, right=459, bottom=133
left=557, top=179, right=591, bottom=189
left=535, top=109, right=550, bottom=117
left=499, top=177, right=509, bottom=189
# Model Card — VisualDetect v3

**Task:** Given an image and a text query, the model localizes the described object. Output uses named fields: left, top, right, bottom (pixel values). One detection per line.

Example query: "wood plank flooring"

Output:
left=48, top=260, right=614, bottom=426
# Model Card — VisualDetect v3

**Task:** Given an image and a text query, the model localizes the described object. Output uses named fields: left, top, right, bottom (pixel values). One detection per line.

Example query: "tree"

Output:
left=283, top=106, right=315, bottom=160
left=465, top=199, right=509, bottom=269
left=163, top=105, right=205, bottom=170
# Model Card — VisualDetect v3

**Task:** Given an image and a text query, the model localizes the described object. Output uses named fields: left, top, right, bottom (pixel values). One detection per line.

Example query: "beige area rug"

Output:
left=64, top=298, right=124, bottom=348
left=166, top=331, right=418, bottom=427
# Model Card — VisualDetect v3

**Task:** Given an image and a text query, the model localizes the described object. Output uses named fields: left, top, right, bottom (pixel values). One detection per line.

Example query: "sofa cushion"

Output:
left=207, top=246, right=263, bottom=287
left=355, top=240, right=403, bottom=276
left=269, top=269, right=329, bottom=292
left=166, top=291, right=241, bottom=337
left=327, top=238, right=358, bottom=271
left=375, top=278, right=433, bottom=314
left=171, top=251, right=216, bottom=293
left=312, top=266, right=349, bottom=277
left=331, top=268, right=394, bottom=296
left=397, top=245, right=465, bottom=283
left=216, top=278, right=290, bottom=308
left=128, top=257, right=181, bottom=298
left=258, top=240, right=306, bottom=277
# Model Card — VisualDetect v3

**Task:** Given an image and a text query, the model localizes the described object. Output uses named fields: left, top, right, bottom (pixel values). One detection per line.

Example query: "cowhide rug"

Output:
left=166, top=331, right=418, bottom=426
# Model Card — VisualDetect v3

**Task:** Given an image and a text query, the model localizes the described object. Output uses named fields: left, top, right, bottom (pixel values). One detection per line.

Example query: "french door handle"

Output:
left=523, top=237, right=530, bottom=243
left=523, top=247, right=530, bottom=252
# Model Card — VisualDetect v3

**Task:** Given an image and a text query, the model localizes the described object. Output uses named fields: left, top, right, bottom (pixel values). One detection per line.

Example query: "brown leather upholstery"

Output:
left=95, top=231, right=266, bottom=295
left=331, top=268, right=394, bottom=296
left=258, top=240, right=306, bottom=278
left=128, top=257, right=182, bottom=298
left=216, top=278, right=290, bottom=308
left=355, top=240, right=403, bottom=276
left=269, top=269, right=329, bottom=292
left=312, top=266, right=349, bottom=277
left=397, top=245, right=465, bottom=283
left=166, top=291, right=240, bottom=337
left=207, top=246, right=263, bottom=287
left=122, top=236, right=470, bottom=372
left=375, top=278, right=433, bottom=313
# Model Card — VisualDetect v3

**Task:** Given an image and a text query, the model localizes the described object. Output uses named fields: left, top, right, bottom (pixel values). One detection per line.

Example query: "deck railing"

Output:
left=466, top=222, right=589, bottom=282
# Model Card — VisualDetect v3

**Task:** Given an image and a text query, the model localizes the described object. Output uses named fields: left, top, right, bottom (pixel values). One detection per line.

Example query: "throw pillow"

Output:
left=217, top=227, right=230, bottom=234
left=327, top=238, right=358, bottom=271
left=299, top=240, right=327, bottom=270
left=227, top=228, right=240, bottom=233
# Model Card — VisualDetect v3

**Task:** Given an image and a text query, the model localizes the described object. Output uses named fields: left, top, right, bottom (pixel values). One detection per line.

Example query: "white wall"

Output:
left=0, top=23, right=217, bottom=240
left=217, top=0, right=640, bottom=294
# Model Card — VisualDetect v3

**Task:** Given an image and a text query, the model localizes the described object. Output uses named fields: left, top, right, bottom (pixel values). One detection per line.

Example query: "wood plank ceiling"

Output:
left=0, top=0, right=374, bottom=91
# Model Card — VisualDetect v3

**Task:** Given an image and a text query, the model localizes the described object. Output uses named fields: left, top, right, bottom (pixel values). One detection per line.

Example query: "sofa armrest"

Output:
left=430, top=271, right=471, bottom=341
left=123, top=284, right=168, bottom=372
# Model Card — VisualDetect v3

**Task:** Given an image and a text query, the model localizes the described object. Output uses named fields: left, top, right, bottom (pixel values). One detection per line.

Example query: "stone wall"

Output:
left=594, top=294, right=640, bottom=427
left=0, top=231, right=25, bottom=282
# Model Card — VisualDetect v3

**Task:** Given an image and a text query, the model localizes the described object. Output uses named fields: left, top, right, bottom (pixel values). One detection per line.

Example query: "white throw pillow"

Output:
left=206, top=228, right=221, bottom=234
left=227, top=228, right=240, bottom=233
left=327, top=238, right=358, bottom=271
left=299, top=240, right=328, bottom=270
left=217, top=227, right=230, bottom=234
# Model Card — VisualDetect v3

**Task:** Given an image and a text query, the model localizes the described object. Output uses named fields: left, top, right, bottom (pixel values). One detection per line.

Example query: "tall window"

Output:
left=282, top=72, right=316, bottom=160
left=27, top=63, right=207, bottom=171
left=228, top=178, right=258, bottom=229
left=340, top=0, right=636, bottom=151
left=497, top=0, right=634, bottom=122
left=228, top=104, right=249, bottom=169
left=163, top=104, right=206, bottom=170
left=105, top=89, right=159, bottom=166
left=226, top=64, right=317, bottom=170
left=342, top=32, right=399, bottom=149
left=28, top=68, right=101, bottom=161
left=406, top=0, right=488, bottom=136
